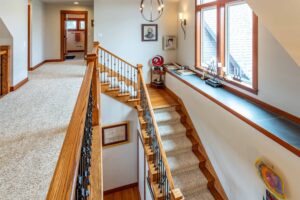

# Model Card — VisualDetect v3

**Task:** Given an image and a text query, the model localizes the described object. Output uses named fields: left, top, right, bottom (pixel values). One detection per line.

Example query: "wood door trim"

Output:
left=28, top=3, right=31, bottom=70
left=60, top=10, right=88, bottom=61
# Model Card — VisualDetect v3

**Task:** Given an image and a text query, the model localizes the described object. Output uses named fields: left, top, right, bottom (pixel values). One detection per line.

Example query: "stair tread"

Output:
left=154, top=110, right=181, bottom=124
left=158, top=123, right=186, bottom=139
left=154, top=106, right=176, bottom=113
left=184, top=189, right=214, bottom=200
left=167, top=151, right=199, bottom=175
left=173, top=168, right=208, bottom=196
left=162, top=136, right=192, bottom=155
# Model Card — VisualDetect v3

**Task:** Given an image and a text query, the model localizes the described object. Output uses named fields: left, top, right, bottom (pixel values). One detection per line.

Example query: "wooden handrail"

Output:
left=138, top=67, right=175, bottom=189
left=98, top=46, right=137, bottom=69
left=47, top=44, right=102, bottom=200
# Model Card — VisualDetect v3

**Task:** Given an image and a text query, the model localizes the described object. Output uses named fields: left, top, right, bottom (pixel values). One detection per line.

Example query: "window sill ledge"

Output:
left=193, top=67, right=258, bottom=95
left=164, top=67, right=300, bottom=157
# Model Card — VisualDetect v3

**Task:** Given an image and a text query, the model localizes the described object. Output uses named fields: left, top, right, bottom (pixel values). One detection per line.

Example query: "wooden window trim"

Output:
left=195, top=0, right=258, bottom=95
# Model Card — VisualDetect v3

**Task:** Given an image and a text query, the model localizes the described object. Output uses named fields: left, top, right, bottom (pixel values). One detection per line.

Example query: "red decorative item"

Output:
left=152, top=55, right=164, bottom=67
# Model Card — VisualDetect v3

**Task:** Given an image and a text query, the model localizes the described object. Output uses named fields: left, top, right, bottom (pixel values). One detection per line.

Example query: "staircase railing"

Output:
left=47, top=42, right=102, bottom=200
left=98, top=46, right=139, bottom=99
left=138, top=67, right=183, bottom=200
left=0, top=46, right=10, bottom=96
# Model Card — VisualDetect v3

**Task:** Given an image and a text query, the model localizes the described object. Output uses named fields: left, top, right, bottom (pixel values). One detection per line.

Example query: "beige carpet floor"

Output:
left=0, top=60, right=86, bottom=200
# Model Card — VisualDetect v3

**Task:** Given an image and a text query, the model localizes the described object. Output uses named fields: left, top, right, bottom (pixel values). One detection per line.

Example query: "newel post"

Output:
left=171, top=188, right=184, bottom=200
left=93, top=41, right=100, bottom=69
left=86, top=53, right=100, bottom=126
left=137, top=64, right=143, bottom=105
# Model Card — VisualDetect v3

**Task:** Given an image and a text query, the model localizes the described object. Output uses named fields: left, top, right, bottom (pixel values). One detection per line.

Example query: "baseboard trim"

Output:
left=29, top=59, right=63, bottom=71
left=29, top=61, right=46, bottom=71
left=104, top=182, right=138, bottom=195
left=10, top=77, right=29, bottom=91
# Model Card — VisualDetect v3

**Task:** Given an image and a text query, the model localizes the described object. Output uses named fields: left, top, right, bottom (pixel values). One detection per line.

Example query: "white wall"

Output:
left=44, top=3, right=94, bottom=60
left=246, top=0, right=300, bottom=68
left=94, top=0, right=178, bottom=83
left=165, top=74, right=300, bottom=200
left=101, top=94, right=138, bottom=191
left=177, top=0, right=300, bottom=118
left=31, top=0, right=46, bottom=67
left=0, top=1, right=28, bottom=86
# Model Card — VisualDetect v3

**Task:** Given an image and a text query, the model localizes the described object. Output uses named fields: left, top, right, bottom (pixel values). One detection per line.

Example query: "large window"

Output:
left=201, top=7, right=217, bottom=69
left=196, top=0, right=258, bottom=93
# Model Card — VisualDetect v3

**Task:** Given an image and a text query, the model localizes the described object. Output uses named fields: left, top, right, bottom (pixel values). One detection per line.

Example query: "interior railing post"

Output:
left=86, top=53, right=100, bottom=127
left=137, top=64, right=143, bottom=105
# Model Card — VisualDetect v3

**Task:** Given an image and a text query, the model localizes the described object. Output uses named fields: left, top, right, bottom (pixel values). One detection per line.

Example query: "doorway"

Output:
left=61, top=10, right=88, bottom=60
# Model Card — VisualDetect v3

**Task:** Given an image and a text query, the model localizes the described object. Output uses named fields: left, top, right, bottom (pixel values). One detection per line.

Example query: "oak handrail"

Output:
left=47, top=44, right=101, bottom=200
left=98, top=46, right=137, bottom=69
left=138, top=67, right=175, bottom=190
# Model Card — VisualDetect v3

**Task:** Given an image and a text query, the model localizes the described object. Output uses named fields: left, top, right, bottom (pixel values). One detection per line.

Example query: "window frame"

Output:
left=195, top=0, right=258, bottom=94
left=65, top=18, right=86, bottom=31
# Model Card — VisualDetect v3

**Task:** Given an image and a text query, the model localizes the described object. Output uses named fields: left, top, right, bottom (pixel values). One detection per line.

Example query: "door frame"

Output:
left=28, top=3, right=31, bottom=70
left=60, top=10, right=88, bottom=61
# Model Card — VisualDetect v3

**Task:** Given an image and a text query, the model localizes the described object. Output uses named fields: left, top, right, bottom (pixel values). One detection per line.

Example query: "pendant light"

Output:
left=140, top=0, right=164, bottom=22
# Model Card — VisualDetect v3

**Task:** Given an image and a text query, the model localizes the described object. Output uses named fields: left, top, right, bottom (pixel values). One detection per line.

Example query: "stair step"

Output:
left=162, top=136, right=192, bottom=156
left=173, top=168, right=208, bottom=197
left=158, top=123, right=186, bottom=139
left=128, top=98, right=139, bottom=102
left=106, top=87, right=120, bottom=92
left=117, top=93, right=130, bottom=97
left=154, top=110, right=181, bottom=124
left=184, top=189, right=214, bottom=200
left=154, top=106, right=177, bottom=113
left=167, top=151, right=199, bottom=175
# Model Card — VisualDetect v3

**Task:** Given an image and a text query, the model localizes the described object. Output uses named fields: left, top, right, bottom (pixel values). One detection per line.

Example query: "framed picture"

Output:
left=163, top=35, right=177, bottom=50
left=142, top=24, right=158, bottom=41
left=102, top=122, right=129, bottom=147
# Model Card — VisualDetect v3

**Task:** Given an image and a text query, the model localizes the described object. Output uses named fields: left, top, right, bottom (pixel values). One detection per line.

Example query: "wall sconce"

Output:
left=179, top=13, right=187, bottom=40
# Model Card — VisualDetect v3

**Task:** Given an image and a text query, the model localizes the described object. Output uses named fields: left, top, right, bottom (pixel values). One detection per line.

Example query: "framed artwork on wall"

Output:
left=102, top=122, right=129, bottom=147
left=163, top=35, right=177, bottom=50
left=142, top=24, right=158, bottom=41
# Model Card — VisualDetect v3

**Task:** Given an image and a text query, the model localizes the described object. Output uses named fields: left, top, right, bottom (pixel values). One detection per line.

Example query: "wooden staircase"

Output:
left=96, top=44, right=227, bottom=200
left=99, top=47, right=141, bottom=107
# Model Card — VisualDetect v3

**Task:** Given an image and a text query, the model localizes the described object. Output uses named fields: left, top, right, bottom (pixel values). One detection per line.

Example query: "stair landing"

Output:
left=147, top=86, right=178, bottom=109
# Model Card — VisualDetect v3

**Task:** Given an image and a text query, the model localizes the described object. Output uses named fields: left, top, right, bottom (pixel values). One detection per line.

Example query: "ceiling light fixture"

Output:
left=140, top=0, right=164, bottom=22
left=74, top=2, right=79, bottom=5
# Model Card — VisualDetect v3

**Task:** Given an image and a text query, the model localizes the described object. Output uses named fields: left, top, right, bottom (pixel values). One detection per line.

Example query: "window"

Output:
left=201, top=7, right=217, bottom=70
left=196, top=0, right=258, bottom=93
left=79, top=20, right=85, bottom=30
left=226, top=3, right=253, bottom=85
left=66, top=20, right=77, bottom=30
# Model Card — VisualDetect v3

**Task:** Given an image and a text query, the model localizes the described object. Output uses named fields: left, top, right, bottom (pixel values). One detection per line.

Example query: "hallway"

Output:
left=0, top=60, right=86, bottom=200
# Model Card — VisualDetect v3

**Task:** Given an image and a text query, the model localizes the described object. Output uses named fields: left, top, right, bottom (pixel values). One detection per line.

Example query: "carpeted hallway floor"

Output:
left=0, top=60, right=86, bottom=200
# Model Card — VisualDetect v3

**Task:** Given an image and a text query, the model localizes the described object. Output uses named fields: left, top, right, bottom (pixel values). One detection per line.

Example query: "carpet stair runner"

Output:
left=154, top=106, right=215, bottom=200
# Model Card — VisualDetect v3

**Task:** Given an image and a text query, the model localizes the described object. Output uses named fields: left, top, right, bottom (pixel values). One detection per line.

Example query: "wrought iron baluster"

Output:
left=76, top=87, right=93, bottom=200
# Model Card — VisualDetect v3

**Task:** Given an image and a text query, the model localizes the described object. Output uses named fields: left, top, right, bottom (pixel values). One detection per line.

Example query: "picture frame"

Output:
left=142, top=24, right=158, bottom=42
left=102, top=122, right=129, bottom=147
left=163, top=35, right=177, bottom=50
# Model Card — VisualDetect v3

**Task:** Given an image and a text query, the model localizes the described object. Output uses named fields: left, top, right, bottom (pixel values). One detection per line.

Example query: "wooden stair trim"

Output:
left=165, top=87, right=229, bottom=200
left=99, top=47, right=137, bottom=69
left=138, top=68, right=176, bottom=190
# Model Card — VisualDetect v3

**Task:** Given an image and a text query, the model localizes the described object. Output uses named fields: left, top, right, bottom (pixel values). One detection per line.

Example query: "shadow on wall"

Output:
left=0, top=18, right=13, bottom=84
